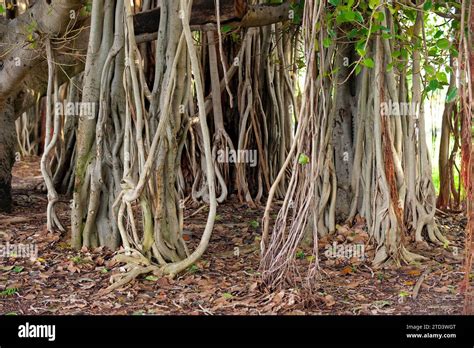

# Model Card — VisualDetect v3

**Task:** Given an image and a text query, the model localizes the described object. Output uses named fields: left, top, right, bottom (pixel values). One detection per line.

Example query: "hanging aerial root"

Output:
left=103, top=0, right=218, bottom=293
left=41, top=38, right=65, bottom=233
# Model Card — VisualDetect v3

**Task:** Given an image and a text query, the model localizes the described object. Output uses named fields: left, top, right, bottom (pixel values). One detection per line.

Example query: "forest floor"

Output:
left=0, top=157, right=467, bottom=315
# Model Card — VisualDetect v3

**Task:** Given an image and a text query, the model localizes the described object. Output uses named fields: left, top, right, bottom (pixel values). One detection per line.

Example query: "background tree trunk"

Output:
left=0, top=100, right=16, bottom=212
left=333, top=42, right=355, bottom=220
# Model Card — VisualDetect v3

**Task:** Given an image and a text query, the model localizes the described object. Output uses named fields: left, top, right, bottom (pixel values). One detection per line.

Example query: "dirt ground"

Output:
left=0, top=157, right=467, bottom=315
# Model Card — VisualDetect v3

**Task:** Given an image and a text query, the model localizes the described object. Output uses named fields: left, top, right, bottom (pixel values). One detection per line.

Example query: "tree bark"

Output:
left=134, top=0, right=290, bottom=35
left=0, top=100, right=16, bottom=212
left=333, top=42, right=355, bottom=220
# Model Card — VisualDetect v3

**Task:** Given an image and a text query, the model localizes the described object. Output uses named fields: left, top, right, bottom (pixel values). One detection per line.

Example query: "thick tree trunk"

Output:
left=72, top=0, right=120, bottom=248
left=0, top=0, right=85, bottom=104
left=437, top=54, right=459, bottom=210
left=462, top=0, right=474, bottom=315
left=0, top=100, right=16, bottom=212
left=333, top=43, right=355, bottom=220
left=0, top=0, right=85, bottom=214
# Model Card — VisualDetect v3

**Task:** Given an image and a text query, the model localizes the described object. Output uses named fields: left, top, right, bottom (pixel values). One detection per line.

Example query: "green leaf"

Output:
left=12, top=266, right=24, bottom=273
left=368, top=0, right=378, bottom=10
left=424, top=65, right=435, bottom=75
left=249, top=220, right=260, bottom=229
left=0, top=288, right=19, bottom=297
left=347, top=28, right=358, bottom=39
left=354, top=11, right=364, bottom=23
left=423, top=0, right=432, bottom=11
left=222, top=292, right=234, bottom=299
left=336, top=10, right=356, bottom=24
left=187, top=264, right=200, bottom=273
left=428, top=47, right=438, bottom=56
left=428, top=79, right=439, bottom=91
left=362, top=58, right=375, bottom=68
left=436, top=72, right=447, bottom=83
left=328, top=0, right=340, bottom=6
left=323, top=37, right=332, bottom=48
left=344, top=10, right=356, bottom=21
left=399, top=291, right=410, bottom=297
left=355, top=40, right=365, bottom=52
left=85, top=1, right=93, bottom=13
left=0, top=5, right=4, bottom=14
left=446, top=87, right=458, bottom=103
left=401, top=48, right=409, bottom=60
left=296, top=250, right=306, bottom=259
left=436, top=38, right=450, bottom=50
left=145, top=275, right=159, bottom=281
left=298, top=153, right=310, bottom=165
left=357, top=47, right=366, bottom=57
left=374, top=11, right=385, bottom=22
left=434, top=30, right=443, bottom=39
left=370, top=25, right=383, bottom=34
left=450, top=47, right=459, bottom=58
left=221, top=25, right=232, bottom=34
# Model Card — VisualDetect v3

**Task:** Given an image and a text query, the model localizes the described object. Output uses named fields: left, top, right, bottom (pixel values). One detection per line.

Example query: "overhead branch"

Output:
left=134, top=0, right=292, bottom=37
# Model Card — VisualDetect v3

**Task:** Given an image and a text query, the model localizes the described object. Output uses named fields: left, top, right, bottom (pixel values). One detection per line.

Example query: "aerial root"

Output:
left=373, top=245, right=427, bottom=268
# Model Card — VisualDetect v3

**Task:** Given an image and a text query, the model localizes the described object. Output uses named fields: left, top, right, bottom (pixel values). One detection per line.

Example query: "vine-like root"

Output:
left=99, top=264, right=160, bottom=296
left=373, top=244, right=427, bottom=268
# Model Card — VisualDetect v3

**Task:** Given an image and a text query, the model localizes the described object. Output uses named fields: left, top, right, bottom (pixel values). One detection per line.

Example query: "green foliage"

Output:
left=298, top=153, right=310, bottom=165
left=145, top=275, right=159, bottom=281
left=319, top=0, right=461, bottom=98
left=71, top=255, right=84, bottom=264
left=323, top=37, right=332, bottom=48
left=221, top=25, right=232, bottom=34
left=368, top=0, right=379, bottom=10
left=361, top=58, right=374, bottom=69
left=296, top=250, right=306, bottom=259
left=399, top=290, right=410, bottom=297
left=289, top=1, right=304, bottom=24
left=446, top=87, right=458, bottom=103
left=79, top=0, right=93, bottom=17
left=187, top=264, right=200, bottom=274
left=436, top=38, right=451, bottom=50
left=0, top=288, right=19, bottom=297
left=0, top=4, right=4, bottom=14
left=222, top=292, right=234, bottom=299
left=12, top=266, right=24, bottom=273
left=423, top=0, right=433, bottom=11
left=249, top=220, right=260, bottom=229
